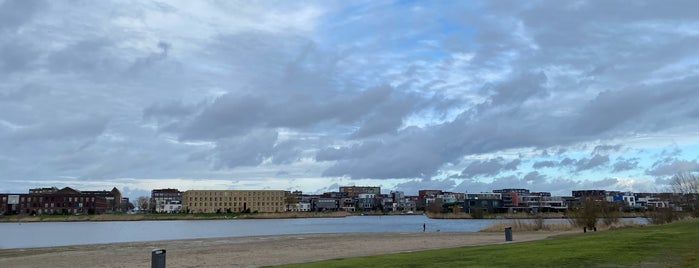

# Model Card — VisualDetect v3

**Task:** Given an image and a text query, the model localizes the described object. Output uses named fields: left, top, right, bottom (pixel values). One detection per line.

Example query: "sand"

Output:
left=0, top=231, right=566, bottom=267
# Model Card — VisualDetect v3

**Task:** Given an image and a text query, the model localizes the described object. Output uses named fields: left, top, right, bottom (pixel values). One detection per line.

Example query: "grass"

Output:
left=479, top=219, right=643, bottom=232
left=271, top=218, right=699, bottom=268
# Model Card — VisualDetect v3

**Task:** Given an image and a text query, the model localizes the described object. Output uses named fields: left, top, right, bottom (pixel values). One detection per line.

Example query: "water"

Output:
left=0, top=215, right=647, bottom=249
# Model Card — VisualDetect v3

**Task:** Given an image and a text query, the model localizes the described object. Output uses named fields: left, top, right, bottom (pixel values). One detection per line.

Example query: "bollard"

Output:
left=504, top=227, right=512, bottom=241
left=152, top=248, right=166, bottom=268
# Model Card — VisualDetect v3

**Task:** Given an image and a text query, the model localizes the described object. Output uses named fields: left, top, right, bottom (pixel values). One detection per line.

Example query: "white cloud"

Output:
left=2, top=1, right=699, bottom=197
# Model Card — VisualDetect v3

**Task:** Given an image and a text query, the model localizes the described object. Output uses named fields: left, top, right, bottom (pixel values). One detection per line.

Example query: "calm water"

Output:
left=0, top=215, right=647, bottom=249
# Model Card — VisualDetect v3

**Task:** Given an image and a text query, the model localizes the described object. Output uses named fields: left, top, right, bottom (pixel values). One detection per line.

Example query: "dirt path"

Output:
left=0, top=231, right=567, bottom=267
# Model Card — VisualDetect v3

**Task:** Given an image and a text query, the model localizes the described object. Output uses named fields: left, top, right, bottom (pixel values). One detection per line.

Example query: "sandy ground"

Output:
left=0, top=231, right=566, bottom=267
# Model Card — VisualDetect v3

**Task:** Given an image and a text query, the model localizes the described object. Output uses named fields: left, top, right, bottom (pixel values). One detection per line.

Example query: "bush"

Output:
left=470, top=209, right=485, bottom=219
left=645, top=208, right=680, bottom=225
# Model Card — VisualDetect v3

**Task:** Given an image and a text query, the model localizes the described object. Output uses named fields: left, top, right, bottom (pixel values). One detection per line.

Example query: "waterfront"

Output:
left=0, top=215, right=647, bottom=249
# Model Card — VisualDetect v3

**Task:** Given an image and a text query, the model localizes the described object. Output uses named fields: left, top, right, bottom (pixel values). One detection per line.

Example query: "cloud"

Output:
left=574, top=154, right=610, bottom=172
left=2, top=1, right=699, bottom=196
left=646, top=159, right=699, bottom=177
left=533, top=160, right=557, bottom=169
left=612, top=157, right=640, bottom=172
left=593, top=144, right=623, bottom=155
left=461, top=157, right=520, bottom=177
left=0, top=0, right=45, bottom=32
left=213, top=129, right=278, bottom=169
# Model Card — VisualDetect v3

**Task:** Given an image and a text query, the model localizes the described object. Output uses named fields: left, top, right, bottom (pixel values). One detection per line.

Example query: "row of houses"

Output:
left=0, top=187, right=128, bottom=215
left=147, top=186, right=696, bottom=215
left=4, top=185, right=694, bottom=216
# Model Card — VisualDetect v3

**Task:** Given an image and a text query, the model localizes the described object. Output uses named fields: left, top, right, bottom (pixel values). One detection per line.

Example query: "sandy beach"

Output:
left=0, top=231, right=566, bottom=267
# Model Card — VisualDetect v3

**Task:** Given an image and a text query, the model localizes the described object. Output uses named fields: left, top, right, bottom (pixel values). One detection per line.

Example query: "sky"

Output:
left=2, top=0, right=699, bottom=199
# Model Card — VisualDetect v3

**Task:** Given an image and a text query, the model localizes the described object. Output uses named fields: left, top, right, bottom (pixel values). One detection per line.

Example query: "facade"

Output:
left=82, top=187, right=122, bottom=212
left=572, top=190, right=607, bottom=199
left=152, top=189, right=183, bottom=213
left=182, top=190, right=286, bottom=213
left=313, top=198, right=339, bottom=211
left=161, top=200, right=182, bottom=213
left=339, top=186, right=381, bottom=198
left=1, top=187, right=110, bottom=215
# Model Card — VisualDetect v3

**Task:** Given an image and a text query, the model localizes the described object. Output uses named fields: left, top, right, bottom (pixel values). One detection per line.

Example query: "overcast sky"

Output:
left=2, top=0, right=699, bottom=198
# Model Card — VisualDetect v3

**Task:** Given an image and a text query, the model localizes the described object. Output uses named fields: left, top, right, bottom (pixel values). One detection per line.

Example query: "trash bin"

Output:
left=152, top=248, right=166, bottom=268
left=504, top=227, right=513, bottom=242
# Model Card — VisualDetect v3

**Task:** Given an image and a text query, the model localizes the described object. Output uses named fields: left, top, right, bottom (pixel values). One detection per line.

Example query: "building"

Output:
left=1, top=187, right=111, bottom=215
left=572, top=190, right=607, bottom=199
left=151, top=189, right=183, bottom=213
left=313, top=197, right=339, bottom=211
left=464, top=193, right=503, bottom=213
left=339, top=186, right=381, bottom=198
left=182, top=190, right=286, bottom=213
left=82, top=187, right=122, bottom=212
left=161, top=200, right=182, bottom=213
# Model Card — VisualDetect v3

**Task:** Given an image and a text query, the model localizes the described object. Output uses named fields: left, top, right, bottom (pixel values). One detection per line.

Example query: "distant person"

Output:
left=423, top=223, right=426, bottom=232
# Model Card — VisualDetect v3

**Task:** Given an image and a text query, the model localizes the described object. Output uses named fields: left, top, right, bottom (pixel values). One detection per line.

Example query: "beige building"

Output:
left=183, top=190, right=286, bottom=213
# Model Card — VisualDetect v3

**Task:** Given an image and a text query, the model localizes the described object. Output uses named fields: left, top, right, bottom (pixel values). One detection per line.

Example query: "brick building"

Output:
left=1, top=187, right=112, bottom=215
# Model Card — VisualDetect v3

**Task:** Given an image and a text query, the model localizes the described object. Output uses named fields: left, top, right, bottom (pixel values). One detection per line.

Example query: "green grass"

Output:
left=272, top=219, right=699, bottom=268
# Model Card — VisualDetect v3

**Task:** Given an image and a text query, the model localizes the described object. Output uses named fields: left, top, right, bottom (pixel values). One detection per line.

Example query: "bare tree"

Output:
left=670, top=172, right=699, bottom=216
left=670, top=172, right=699, bottom=194
left=136, top=196, right=150, bottom=212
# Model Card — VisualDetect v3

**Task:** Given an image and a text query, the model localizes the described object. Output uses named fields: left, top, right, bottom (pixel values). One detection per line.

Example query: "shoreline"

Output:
left=0, top=231, right=570, bottom=267
left=0, top=211, right=646, bottom=222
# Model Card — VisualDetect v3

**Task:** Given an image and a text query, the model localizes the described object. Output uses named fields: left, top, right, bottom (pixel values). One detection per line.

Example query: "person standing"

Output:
left=423, top=223, right=426, bottom=232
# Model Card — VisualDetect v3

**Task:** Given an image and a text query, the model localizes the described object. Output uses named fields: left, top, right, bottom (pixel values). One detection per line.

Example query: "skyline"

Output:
left=2, top=1, right=699, bottom=198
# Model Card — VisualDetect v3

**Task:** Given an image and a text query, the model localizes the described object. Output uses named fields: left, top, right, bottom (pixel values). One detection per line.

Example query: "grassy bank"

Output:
left=426, top=211, right=644, bottom=219
left=272, top=218, right=699, bottom=267
left=478, top=219, right=643, bottom=232
left=0, top=211, right=351, bottom=222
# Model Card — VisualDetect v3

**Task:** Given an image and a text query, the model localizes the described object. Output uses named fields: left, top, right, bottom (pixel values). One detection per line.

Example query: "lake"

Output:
left=0, top=215, right=647, bottom=249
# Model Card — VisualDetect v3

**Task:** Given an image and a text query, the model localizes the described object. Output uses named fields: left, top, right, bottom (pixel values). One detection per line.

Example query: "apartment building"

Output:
left=151, top=188, right=183, bottom=213
left=182, top=190, right=286, bottom=213
left=1, top=187, right=110, bottom=215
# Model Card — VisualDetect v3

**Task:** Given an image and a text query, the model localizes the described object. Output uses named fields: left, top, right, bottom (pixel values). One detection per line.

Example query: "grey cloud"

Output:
left=592, top=178, right=619, bottom=188
left=461, top=157, right=521, bottom=178
left=461, top=158, right=507, bottom=177
left=213, top=129, right=278, bottom=169
left=127, top=41, right=174, bottom=77
left=646, top=159, right=699, bottom=177
left=171, top=84, right=421, bottom=141
left=315, top=141, right=382, bottom=162
left=533, top=160, right=556, bottom=169
left=593, top=144, right=622, bottom=155
left=503, top=159, right=521, bottom=170
left=0, top=84, right=47, bottom=102
left=321, top=128, right=451, bottom=179
left=575, top=154, right=610, bottom=171
left=6, top=116, right=109, bottom=143
left=560, top=158, right=575, bottom=166
left=143, top=101, right=199, bottom=122
left=523, top=171, right=546, bottom=184
left=271, top=140, right=302, bottom=165
left=489, top=71, right=548, bottom=106
left=612, top=157, right=639, bottom=172
left=0, top=37, right=41, bottom=73
left=0, top=0, right=45, bottom=32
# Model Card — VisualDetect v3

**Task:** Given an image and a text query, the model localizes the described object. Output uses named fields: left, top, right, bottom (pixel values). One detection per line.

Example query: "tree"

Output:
left=284, top=192, right=298, bottom=212
left=136, top=196, right=150, bottom=212
left=670, top=172, right=699, bottom=194
left=670, top=172, right=699, bottom=216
